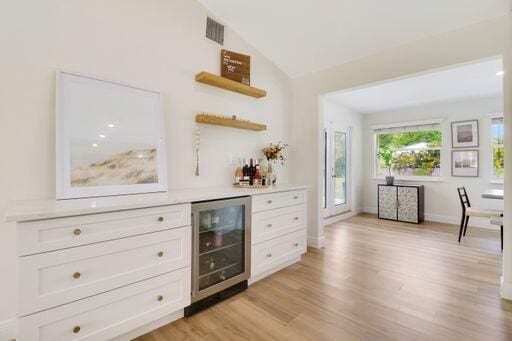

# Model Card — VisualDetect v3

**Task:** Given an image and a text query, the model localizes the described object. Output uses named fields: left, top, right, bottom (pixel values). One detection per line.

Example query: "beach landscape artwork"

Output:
left=451, top=120, right=479, bottom=148
left=57, top=72, right=167, bottom=199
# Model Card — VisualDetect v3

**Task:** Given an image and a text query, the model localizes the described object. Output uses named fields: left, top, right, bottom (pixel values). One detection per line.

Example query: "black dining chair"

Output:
left=457, top=187, right=503, bottom=250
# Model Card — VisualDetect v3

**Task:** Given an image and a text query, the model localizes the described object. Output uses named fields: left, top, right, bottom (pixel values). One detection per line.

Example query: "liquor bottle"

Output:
left=254, top=163, right=260, bottom=185
left=242, top=159, right=250, bottom=181
left=249, top=158, right=254, bottom=185
left=234, top=159, right=242, bottom=185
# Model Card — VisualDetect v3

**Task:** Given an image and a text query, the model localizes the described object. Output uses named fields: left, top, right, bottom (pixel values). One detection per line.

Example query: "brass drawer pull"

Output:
left=158, top=216, right=164, bottom=222
left=157, top=251, right=164, bottom=257
left=267, top=223, right=272, bottom=228
left=266, top=253, right=272, bottom=258
left=73, top=228, right=82, bottom=236
left=267, top=200, right=272, bottom=204
left=73, top=272, right=81, bottom=279
left=157, top=295, right=164, bottom=302
left=73, top=326, right=81, bottom=334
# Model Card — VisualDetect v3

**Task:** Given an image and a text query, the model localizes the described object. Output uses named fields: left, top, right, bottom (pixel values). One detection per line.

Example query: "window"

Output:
left=375, top=122, right=442, bottom=178
left=492, top=116, right=504, bottom=179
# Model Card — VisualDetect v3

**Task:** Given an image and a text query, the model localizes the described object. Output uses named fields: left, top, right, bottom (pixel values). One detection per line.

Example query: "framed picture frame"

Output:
left=56, top=71, right=167, bottom=199
left=451, top=120, right=479, bottom=148
left=451, top=150, right=479, bottom=177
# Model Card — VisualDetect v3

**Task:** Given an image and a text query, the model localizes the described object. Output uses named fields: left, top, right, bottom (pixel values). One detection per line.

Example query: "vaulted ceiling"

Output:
left=199, top=0, right=509, bottom=77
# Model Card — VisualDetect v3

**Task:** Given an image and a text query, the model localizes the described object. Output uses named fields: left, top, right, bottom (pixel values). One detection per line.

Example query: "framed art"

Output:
left=452, top=150, right=479, bottom=177
left=56, top=71, right=167, bottom=199
left=451, top=120, right=479, bottom=148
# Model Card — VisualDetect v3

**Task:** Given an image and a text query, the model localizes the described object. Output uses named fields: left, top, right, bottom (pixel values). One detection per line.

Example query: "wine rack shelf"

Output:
left=195, top=113, right=267, bottom=132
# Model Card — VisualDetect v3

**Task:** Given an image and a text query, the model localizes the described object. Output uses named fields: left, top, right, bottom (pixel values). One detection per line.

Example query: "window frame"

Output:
left=490, top=113, right=504, bottom=183
left=372, top=119, right=443, bottom=182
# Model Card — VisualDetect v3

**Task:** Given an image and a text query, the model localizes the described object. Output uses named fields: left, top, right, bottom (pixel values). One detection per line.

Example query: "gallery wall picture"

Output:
left=451, top=120, right=479, bottom=148
left=452, top=150, right=479, bottom=177
left=56, top=71, right=167, bottom=199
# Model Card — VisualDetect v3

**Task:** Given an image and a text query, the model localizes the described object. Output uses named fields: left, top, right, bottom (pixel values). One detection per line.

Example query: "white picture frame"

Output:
left=451, top=120, right=479, bottom=148
left=451, top=150, right=479, bottom=177
left=56, top=71, right=167, bottom=199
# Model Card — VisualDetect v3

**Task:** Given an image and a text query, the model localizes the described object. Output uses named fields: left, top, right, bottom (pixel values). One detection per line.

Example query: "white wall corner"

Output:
left=307, top=235, right=325, bottom=248
left=0, top=318, right=18, bottom=341
left=363, top=206, right=378, bottom=214
left=501, top=276, right=512, bottom=301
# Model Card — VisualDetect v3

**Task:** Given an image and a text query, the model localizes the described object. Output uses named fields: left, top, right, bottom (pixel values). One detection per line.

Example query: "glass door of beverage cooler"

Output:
left=191, top=196, right=251, bottom=302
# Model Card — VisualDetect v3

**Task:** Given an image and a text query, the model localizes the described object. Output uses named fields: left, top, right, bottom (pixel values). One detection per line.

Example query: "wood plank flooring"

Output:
left=136, top=214, right=510, bottom=340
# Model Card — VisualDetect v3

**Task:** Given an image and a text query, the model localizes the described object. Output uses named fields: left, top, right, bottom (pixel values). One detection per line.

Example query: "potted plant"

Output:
left=377, top=146, right=395, bottom=185
left=261, top=141, right=287, bottom=184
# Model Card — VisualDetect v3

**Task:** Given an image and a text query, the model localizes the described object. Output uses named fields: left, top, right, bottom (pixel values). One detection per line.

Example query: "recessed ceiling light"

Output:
left=99, top=134, right=106, bottom=139
left=107, top=123, right=115, bottom=128
left=92, top=143, right=98, bottom=148
left=496, top=71, right=505, bottom=76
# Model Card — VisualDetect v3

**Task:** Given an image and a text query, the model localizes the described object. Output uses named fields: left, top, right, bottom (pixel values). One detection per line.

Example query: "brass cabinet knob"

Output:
left=267, top=200, right=272, bottom=204
left=158, top=216, right=164, bottom=222
left=73, top=272, right=81, bottom=279
left=73, top=326, right=81, bottom=334
left=73, top=228, right=82, bottom=236
left=266, top=223, right=272, bottom=228
left=157, top=251, right=164, bottom=257
left=294, top=217, right=299, bottom=220
left=157, top=295, right=164, bottom=301
left=294, top=196, right=299, bottom=199
left=294, top=243, right=299, bottom=247
left=266, top=253, right=272, bottom=258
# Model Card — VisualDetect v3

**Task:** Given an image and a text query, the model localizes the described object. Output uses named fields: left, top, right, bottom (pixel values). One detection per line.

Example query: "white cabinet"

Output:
left=16, top=204, right=192, bottom=341
left=250, top=190, right=307, bottom=283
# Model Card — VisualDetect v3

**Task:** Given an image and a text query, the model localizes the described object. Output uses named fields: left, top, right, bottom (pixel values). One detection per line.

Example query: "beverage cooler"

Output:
left=185, top=196, right=251, bottom=315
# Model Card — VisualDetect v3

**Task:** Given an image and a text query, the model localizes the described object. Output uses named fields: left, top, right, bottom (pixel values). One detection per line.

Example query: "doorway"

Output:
left=323, top=121, right=350, bottom=217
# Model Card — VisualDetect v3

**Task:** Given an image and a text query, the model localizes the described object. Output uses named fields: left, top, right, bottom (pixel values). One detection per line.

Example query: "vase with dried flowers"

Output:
left=261, top=141, right=287, bottom=184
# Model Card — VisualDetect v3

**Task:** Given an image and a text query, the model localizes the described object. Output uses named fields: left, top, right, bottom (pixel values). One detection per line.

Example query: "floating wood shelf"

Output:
left=195, top=71, right=267, bottom=98
left=195, top=113, right=267, bottom=131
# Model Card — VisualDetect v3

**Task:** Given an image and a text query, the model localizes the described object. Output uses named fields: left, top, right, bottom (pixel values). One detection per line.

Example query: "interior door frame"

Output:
left=323, top=121, right=351, bottom=218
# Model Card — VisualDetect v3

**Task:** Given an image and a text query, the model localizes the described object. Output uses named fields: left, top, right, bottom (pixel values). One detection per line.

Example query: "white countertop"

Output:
left=482, top=189, right=504, bottom=200
left=5, top=184, right=308, bottom=222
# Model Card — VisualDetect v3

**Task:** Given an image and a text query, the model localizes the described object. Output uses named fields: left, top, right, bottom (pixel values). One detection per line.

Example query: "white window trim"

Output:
left=490, top=113, right=504, bottom=182
left=373, top=121, right=443, bottom=180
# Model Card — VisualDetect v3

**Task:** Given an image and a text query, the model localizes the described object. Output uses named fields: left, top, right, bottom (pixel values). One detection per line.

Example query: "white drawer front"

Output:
left=252, top=204, right=306, bottom=244
left=20, top=267, right=191, bottom=341
left=19, top=227, right=191, bottom=316
left=252, top=230, right=306, bottom=277
left=252, top=190, right=306, bottom=213
left=18, top=204, right=191, bottom=256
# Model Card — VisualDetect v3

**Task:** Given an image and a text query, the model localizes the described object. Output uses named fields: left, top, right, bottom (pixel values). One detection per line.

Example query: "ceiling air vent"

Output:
left=206, top=17, right=224, bottom=45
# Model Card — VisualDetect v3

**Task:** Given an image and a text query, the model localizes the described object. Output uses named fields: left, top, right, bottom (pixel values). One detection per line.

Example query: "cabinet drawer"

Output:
left=19, top=267, right=190, bottom=341
left=252, top=204, right=306, bottom=244
left=19, top=227, right=191, bottom=316
left=251, top=230, right=306, bottom=277
left=252, top=190, right=306, bottom=213
left=18, top=204, right=191, bottom=256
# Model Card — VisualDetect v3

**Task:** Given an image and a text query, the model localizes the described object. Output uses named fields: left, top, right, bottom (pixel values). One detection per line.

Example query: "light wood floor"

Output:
left=136, top=214, right=510, bottom=340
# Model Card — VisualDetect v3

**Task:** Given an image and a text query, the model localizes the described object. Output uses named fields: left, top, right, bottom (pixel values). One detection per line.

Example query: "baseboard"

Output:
left=501, top=276, right=512, bottom=301
left=362, top=207, right=498, bottom=230
left=112, top=310, right=184, bottom=341
left=0, top=318, right=17, bottom=341
left=324, top=207, right=363, bottom=225
left=307, top=235, right=325, bottom=248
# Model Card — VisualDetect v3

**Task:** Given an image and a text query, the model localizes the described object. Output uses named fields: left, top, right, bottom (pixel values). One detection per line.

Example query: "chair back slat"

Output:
left=457, top=187, right=471, bottom=211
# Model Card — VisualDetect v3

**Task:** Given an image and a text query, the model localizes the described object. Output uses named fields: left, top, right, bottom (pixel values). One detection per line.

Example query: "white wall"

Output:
left=0, top=0, right=292, bottom=323
left=323, top=99, right=364, bottom=218
left=361, top=96, right=504, bottom=227
left=290, top=14, right=510, bottom=252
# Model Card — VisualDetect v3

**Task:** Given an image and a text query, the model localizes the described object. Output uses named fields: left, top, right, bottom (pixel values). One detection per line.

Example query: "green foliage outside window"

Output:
left=377, top=129, right=442, bottom=177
